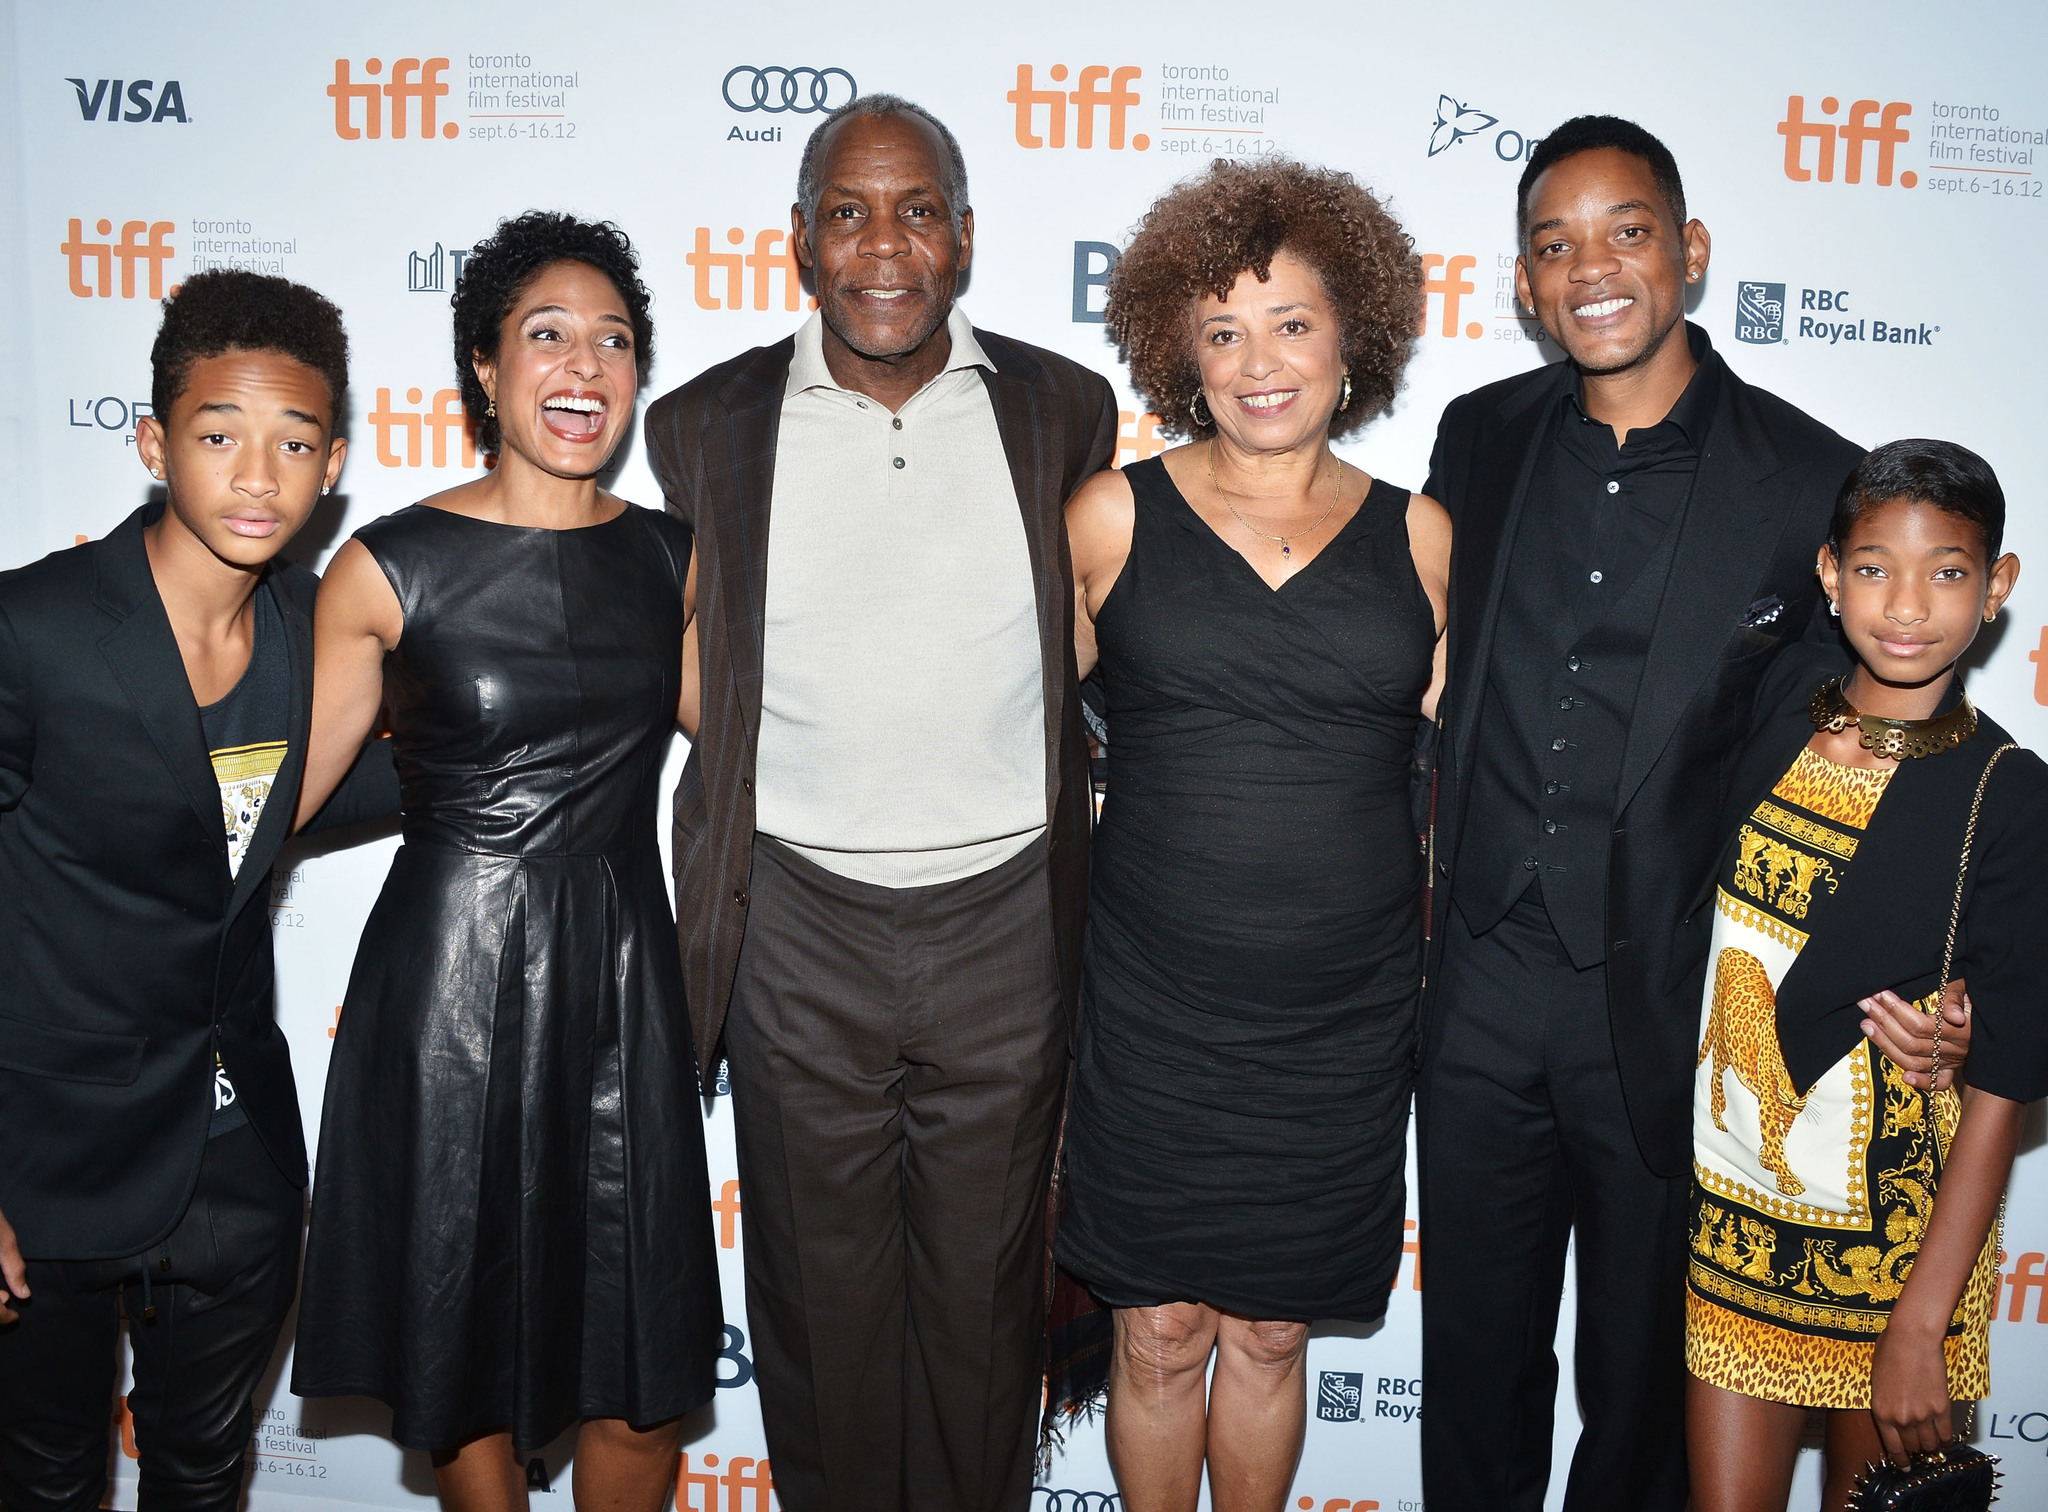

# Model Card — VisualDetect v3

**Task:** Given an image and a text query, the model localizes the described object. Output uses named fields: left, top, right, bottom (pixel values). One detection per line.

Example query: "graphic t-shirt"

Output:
left=197, top=581, right=289, bottom=1137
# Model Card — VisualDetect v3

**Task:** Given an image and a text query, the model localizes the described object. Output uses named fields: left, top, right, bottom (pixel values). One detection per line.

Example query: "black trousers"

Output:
left=723, top=836, right=1066, bottom=1512
left=1417, top=894, right=1691, bottom=1512
left=0, top=1123, right=302, bottom=1512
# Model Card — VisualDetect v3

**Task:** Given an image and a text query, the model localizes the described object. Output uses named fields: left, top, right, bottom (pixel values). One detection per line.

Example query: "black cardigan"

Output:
left=1696, top=642, right=2048, bottom=1101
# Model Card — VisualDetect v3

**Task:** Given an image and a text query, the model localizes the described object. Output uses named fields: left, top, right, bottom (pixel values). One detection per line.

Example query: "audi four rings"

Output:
left=723, top=66, right=859, bottom=114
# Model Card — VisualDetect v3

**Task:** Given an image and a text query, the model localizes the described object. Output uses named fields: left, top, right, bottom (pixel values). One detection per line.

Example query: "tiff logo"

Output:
left=2031, top=629, right=2048, bottom=705
left=1115, top=412, right=1166, bottom=469
left=1008, top=66, right=1149, bottom=151
left=676, top=1452, right=773, bottom=1512
left=62, top=219, right=174, bottom=299
left=367, top=387, right=474, bottom=468
left=329, top=58, right=457, bottom=140
left=687, top=228, right=817, bottom=312
left=1777, top=96, right=1916, bottom=187
left=1422, top=254, right=1482, bottom=340
left=67, top=77, right=188, bottom=123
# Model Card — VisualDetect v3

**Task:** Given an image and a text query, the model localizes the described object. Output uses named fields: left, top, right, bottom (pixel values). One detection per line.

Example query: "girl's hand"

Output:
left=1869, top=1320, right=1954, bottom=1465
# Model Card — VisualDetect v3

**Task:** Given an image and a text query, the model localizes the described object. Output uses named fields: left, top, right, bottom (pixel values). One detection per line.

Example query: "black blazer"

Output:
left=0, top=503, right=399, bottom=1259
left=1706, top=643, right=2048, bottom=1103
left=1423, top=328, right=1864, bottom=1177
left=643, top=328, right=1119, bottom=1078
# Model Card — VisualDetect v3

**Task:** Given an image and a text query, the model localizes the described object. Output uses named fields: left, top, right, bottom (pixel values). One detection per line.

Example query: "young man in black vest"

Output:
left=0, top=271, right=396, bottom=1512
left=1415, top=117, right=1960, bottom=1510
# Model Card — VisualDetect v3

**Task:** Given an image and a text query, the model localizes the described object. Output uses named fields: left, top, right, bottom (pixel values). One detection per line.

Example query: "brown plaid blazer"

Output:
left=643, top=326, right=1120, bottom=1083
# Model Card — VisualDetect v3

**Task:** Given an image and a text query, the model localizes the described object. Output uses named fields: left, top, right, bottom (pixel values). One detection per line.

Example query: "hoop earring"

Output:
left=1829, top=599, right=1841, bottom=617
left=1339, top=375, right=1352, bottom=413
left=1189, top=391, right=1211, bottom=430
left=1986, top=609, right=1999, bottom=624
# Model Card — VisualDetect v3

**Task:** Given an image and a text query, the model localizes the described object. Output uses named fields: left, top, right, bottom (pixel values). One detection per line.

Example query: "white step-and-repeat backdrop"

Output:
left=3, top=2, right=2047, bottom=1508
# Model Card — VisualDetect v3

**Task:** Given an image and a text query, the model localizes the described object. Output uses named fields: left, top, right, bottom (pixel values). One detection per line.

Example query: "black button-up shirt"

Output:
left=1455, top=327, right=1725, bottom=966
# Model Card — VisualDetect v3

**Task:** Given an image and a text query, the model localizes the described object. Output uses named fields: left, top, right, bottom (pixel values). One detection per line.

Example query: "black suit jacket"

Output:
left=1706, top=643, right=2048, bottom=1103
left=0, top=503, right=399, bottom=1259
left=643, top=327, right=1119, bottom=1079
left=1423, top=329, right=1864, bottom=1176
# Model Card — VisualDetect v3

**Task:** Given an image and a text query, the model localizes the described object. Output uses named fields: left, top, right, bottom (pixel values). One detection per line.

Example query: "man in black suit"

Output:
left=645, top=96, right=1114, bottom=1512
left=0, top=271, right=395, bottom=1512
left=1414, top=117, right=1952, bottom=1510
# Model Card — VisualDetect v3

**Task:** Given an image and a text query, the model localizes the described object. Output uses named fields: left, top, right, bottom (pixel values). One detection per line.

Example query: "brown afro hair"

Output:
left=1105, top=157, right=1423, bottom=441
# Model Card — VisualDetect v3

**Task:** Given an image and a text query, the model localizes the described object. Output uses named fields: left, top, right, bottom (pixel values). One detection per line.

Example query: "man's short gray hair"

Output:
left=794, top=94, right=971, bottom=229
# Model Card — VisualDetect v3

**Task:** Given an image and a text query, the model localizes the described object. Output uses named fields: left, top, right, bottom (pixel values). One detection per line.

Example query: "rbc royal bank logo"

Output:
left=329, top=57, right=456, bottom=140
left=1008, top=66, right=1148, bottom=150
left=1735, top=282, right=1786, bottom=344
left=1316, top=1371, right=1364, bottom=1422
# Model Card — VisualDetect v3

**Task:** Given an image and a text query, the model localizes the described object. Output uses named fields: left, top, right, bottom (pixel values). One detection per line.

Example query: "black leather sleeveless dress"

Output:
left=293, top=504, right=721, bottom=1450
left=1056, top=457, right=1434, bottom=1322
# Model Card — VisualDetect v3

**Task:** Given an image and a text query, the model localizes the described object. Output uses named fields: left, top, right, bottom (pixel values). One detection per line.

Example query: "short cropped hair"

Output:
left=453, top=211, right=654, bottom=455
left=150, top=269, right=348, bottom=426
left=1830, top=439, right=2006, bottom=558
left=1518, top=115, right=1688, bottom=246
left=795, top=93, right=970, bottom=226
left=1106, top=156, right=1423, bottom=441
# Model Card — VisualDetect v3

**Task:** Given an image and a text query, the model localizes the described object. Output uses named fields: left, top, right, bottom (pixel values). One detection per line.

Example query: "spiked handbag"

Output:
left=1846, top=745, right=2017, bottom=1512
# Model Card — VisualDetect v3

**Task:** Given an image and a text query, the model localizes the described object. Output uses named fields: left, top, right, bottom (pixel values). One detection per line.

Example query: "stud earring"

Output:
left=1689, top=271, right=1701, bottom=281
left=1829, top=599, right=1841, bottom=617
left=1188, top=391, right=1211, bottom=429
left=1339, top=374, right=1352, bottom=413
left=322, top=485, right=331, bottom=497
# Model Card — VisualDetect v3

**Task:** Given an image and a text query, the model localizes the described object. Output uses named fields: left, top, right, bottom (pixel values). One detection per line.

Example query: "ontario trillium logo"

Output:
left=1428, top=95, right=1497, bottom=156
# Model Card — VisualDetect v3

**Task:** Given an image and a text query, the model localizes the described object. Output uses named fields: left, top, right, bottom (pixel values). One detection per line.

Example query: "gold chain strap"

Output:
left=1931, top=744, right=2017, bottom=1087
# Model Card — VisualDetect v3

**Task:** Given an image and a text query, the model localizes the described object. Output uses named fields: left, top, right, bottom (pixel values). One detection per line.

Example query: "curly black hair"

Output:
left=150, top=268, right=348, bottom=425
left=452, top=211, right=654, bottom=454
left=1106, top=157, right=1422, bottom=442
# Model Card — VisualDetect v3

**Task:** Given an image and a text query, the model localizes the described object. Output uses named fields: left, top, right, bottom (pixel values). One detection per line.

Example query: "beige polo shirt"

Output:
left=754, top=306, right=1047, bottom=888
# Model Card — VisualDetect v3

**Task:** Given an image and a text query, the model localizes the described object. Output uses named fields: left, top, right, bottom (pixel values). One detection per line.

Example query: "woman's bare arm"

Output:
left=1869, top=1085, right=2027, bottom=1463
left=295, top=539, right=402, bottom=829
left=1407, top=491, right=1452, bottom=721
left=677, top=552, right=700, bottom=737
left=1064, top=467, right=1136, bottom=682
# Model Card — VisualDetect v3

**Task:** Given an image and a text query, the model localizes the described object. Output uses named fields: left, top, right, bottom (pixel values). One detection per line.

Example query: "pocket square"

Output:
left=1740, top=594, right=1784, bottom=630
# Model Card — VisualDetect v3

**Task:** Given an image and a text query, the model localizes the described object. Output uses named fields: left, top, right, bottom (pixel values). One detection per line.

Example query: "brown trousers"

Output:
left=723, top=835, right=1066, bottom=1512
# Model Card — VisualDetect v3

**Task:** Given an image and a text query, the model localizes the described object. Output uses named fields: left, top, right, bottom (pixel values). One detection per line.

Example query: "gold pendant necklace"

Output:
left=1809, top=675, right=1977, bottom=760
left=1208, top=439, right=1340, bottom=559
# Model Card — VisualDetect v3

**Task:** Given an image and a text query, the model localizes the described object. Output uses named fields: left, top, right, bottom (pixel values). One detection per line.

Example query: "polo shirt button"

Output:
left=1545, top=781, right=1560, bottom=795
left=1589, top=570, right=1604, bottom=584
left=1523, top=856, right=1539, bottom=871
left=1543, top=820, right=1558, bottom=834
left=1606, top=480, right=1620, bottom=494
left=1557, top=696, right=1574, bottom=711
left=1552, top=737, right=1568, bottom=751
left=892, top=417, right=903, bottom=430
left=893, top=457, right=906, bottom=469
left=1567, top=655, right=1582, bottom=672
left=733, top=888, right=749, bottom=908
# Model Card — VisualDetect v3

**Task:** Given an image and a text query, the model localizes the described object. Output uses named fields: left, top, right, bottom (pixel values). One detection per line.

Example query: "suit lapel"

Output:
left=1617, top=375, right=1798, bottom=809
left=93, top=510, right=228, bottom=873
left=977, top=340, right=1066, bottom=814
left=1447, top=372, right=1563, bottom=828
left=710, top=341, right=792, bottom=746
left=223, top=578, right=309, bottom=922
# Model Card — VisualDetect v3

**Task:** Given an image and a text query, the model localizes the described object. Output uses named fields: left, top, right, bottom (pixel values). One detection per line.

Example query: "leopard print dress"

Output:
left=1687, top=745, right=1998, bottom=1408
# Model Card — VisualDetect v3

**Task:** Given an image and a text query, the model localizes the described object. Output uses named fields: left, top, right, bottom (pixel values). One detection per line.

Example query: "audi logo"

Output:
left=1031, top=1491, right=1120, bottom=1512
left=723, top=65, right=858, bottom=115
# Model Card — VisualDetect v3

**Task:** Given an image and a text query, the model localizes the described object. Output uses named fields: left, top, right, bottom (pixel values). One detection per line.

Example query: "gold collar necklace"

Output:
left=1809, top=675, right=1977, bottom=760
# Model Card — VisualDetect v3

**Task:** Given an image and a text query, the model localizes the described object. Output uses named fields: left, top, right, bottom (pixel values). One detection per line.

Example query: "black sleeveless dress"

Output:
left=293, top=504, right=721, bottom=1450
left=1056, top=457, right=1434, bottom=1322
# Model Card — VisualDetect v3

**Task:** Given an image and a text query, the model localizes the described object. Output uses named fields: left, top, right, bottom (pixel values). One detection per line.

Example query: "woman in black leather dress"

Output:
left=1059, top=159, right=1446, bottom=1512
left=291, top=213, right=718, bottom=1511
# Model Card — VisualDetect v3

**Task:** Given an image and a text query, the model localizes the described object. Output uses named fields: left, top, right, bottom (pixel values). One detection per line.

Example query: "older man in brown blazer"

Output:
left=644, top=94, right=1116, bottom=1512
